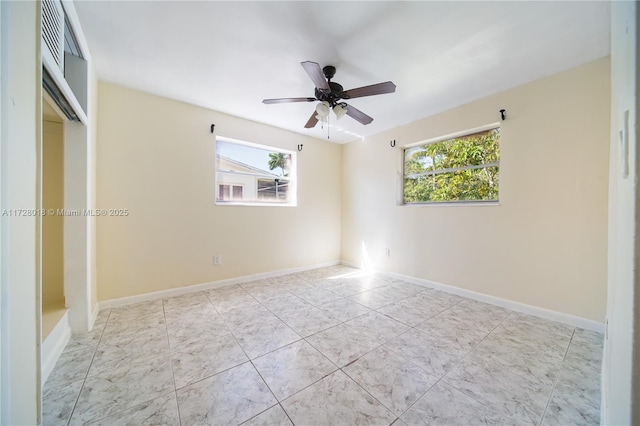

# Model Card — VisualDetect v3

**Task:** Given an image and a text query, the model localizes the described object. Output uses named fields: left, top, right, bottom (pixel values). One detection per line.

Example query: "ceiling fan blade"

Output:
left=340, top=81, right=396, bottom=99
left=345, top=104, right=373, bottom=125
left=301, top=61, right=330, bottom=91
left=262, top=97, right=316, bottom=104
left=304, top=111, right=319, bottom=128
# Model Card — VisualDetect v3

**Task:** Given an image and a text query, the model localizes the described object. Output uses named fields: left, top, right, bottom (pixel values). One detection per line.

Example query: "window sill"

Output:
left=401, top=201, right=500, bottom=207
left=215, top=201, right=297, bottom=207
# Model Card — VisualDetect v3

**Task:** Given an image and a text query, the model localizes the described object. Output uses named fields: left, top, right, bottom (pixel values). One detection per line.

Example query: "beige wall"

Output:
left=96, top=82, right=342, bottom=301
left=341, top=58, right=610, bottom=322
left=42, top=120, right=65, bottom=306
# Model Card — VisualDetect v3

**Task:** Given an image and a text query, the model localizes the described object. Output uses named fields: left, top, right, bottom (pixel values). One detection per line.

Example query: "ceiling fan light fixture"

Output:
left=315, top=101, right=330, bottom=118
left=333, top=104, right=347, bottom=120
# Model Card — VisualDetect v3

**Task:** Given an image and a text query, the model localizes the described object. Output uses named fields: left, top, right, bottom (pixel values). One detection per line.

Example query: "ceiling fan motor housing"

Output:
left=315, top=82, right=344, bottom=106
left=312, top=65, right=344, bottom=106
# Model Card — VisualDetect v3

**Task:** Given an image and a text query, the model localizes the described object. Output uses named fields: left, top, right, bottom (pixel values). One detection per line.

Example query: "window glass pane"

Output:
left=232, top=186, right=243, bottom=200
left=215, top=138, right=294, bottom=205
left=404, top=146, right=434, bottom=175
left=218, top=184, right=230, bottom=201
left=257, top=178, right=289, bottom=202
left=403, top=128, right=500, bottom=203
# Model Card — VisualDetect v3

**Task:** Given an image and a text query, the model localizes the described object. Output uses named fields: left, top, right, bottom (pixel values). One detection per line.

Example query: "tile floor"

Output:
left=43, top=265, right=603, bottom=425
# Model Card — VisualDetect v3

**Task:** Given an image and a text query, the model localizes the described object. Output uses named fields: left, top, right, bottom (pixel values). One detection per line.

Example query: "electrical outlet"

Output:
left=384, top=248, right=390, bottom=257
left=213, top=255, right=222, bottom=265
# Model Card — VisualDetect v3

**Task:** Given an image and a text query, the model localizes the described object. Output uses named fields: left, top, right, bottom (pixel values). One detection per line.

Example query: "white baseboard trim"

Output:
left=340, top=260, right=363, bottom=270
left=98, top=260, right=341, bottom=311
left=97, top=259, right=603, bottom=333
left=89, top=305, right=99, bottom=330
left=378, top=269, right=604, bottom=333
left=41, top=310, right=71, bottom=387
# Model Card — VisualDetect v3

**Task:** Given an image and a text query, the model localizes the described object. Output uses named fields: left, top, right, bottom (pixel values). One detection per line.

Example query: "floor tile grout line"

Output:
left=225, top=308, right=310, bottom=357
left=445, top=308, right=514, bottom=367
left=228, top=278, right=366, bottom=423
left=437, top=310, right=571, bottom=423
left=336, top=311, right=458, bottom=418
left=75, top=301, right=181, bottom=425
left=216, top=291, right=304, bottom=365
left=79, top=389, right=177, bottom=426
left=392, top=375, right=441, bottom=421
left=174, top=389, right=183, bottom=426
left=378, top=329, right=436, bottom=370
left=236, top=401, right=289, bottom=426
left=64, top=311, right=112, bottom=426
left=59, top=308, right=115, bottom=426
left=229, top=277, right=368, bottom=348
left=170, top=293, right=256, bottom=392
left=162, top=299, right=178, bottom=394
left=245, top=358, right=282, bottom=417
left=250, top=288, right=347, bottom=337
left=300, top=334, right=343, bottom=369
left=279, top=325, right=407, bottom=410
left=277, top=401, right=297, bottom=426
left=63, top=377, right=87, bottom=426
left=164, top=293, right=249, bottom=423
left=538, top=327, right=576, bottom=426
left=160, top=296, right=182, bottom=426
left=59, top=311, right=109, bottom=356
left=232, top=278, right=376, bottom=368
left=338, top=365, right=399, bottom=424
left=254, top=351, right=339, bottom=403
left=172, top=359, right=251, bottom=392
left=63, top=306, right=177, bottom=425
left=405, top=310, right=516, bottom=417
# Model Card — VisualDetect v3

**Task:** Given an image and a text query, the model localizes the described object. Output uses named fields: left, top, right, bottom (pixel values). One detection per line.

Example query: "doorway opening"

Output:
left=41, top=96, right=66, bottom=342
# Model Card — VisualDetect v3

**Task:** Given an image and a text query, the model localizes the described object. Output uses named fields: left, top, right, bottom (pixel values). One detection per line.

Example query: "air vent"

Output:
left=41, top=0, right=65, bottom=70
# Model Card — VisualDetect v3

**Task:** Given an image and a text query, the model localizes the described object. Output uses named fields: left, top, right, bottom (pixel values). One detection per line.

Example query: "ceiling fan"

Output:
left=262, top=61, right=396, bottom=128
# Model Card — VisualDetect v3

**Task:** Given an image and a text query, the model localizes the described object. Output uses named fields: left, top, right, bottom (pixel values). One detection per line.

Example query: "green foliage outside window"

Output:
left=403, top=128, right=500, bottom=203
left=267, top=152, right=290, bottom=177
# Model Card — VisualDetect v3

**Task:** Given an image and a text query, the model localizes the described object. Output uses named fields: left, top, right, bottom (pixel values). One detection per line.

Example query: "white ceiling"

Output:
left=74, top=1, right=610, bottom=144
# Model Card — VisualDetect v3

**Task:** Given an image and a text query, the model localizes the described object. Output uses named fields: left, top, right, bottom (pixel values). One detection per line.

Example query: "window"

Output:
left=403, top=126, right=500, bottom=204
left=218, top=184, right=244, bottom=201
left=215, top=137, right=295, bottom=205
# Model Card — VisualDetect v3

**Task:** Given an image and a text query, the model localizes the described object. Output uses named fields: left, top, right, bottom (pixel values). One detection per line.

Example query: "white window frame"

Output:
left=215, top=136, right=297, bottom=207
left=402, top=123, right=501, bottom=206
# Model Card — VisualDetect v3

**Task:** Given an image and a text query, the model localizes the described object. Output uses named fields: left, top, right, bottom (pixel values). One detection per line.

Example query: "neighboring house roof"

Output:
left=216, top=154, right=279, bottom=177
